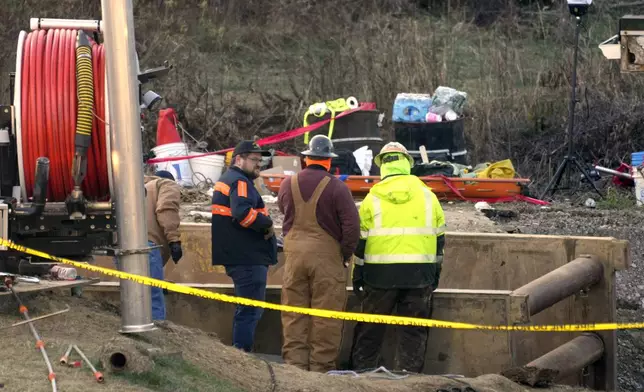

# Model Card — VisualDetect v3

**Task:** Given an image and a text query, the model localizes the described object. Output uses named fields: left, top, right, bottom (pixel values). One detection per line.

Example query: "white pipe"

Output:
left=594, top=165, right=634, bottom=180
left=101, top=0, right=154, bottom=333
left=30, top=18, right=102, bottom=32
left=105, top=67, right=114, bottom=199
left=14, top=31, right=27, bottom=202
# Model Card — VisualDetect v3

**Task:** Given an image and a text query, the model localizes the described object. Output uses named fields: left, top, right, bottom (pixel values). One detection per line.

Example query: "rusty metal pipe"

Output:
left=528, top=333, right=604, bottom=377
left=512, top=255, right=603, bottom=317
left=502, top=333, right=605, bottom=386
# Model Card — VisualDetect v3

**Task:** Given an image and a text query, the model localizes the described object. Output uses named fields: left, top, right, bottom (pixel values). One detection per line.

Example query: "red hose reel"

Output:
left=18, top=28, right=109, bottom=202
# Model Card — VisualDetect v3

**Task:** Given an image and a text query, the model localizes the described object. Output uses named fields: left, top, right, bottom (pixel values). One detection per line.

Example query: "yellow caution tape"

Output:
left=1, top=238, right=642, bottom=332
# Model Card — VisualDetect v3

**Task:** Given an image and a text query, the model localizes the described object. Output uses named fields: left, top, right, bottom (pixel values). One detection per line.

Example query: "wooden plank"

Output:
left=0, top=278, right=100, bottom=296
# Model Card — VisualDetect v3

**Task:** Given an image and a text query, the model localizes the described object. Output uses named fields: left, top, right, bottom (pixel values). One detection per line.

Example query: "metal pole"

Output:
left=101, top=0, right=154, bottom=333
left=567, top=17, right=582, bottom=161
left=526, top=333, right=604, bottom=381
left=501, top=333, right=604, bottom=387
left=511, top=255, right=603, bottom=317
left=593, top=165, right=634, bottom=180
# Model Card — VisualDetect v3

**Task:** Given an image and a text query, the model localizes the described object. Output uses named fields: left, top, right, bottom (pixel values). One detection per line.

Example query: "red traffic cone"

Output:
left=156, top=108, right=182, bottom=146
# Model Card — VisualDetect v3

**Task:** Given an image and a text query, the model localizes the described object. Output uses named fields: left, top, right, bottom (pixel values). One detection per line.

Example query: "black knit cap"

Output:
left=232, top=140, right=271, bottom=157
left=155, top=170, right=175, bottom=181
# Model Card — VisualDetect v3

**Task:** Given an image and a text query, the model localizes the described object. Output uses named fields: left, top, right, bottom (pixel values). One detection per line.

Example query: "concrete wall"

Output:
left=84, top=223, right=629, bottom=391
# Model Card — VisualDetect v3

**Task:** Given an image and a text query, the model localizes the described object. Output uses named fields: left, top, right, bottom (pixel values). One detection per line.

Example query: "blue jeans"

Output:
left=148, top=241, right=166, bottom=321
left=225, top=265, right=268, bottom=352
left=112, top=240, right=166, bottom=321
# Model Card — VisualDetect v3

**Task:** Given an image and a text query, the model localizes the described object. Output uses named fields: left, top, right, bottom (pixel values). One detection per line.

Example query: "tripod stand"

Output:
left=539, top=16, right=603, bottom=200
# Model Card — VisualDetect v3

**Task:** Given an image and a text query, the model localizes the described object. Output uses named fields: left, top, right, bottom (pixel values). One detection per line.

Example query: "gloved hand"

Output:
left=433, top=262, right=442, bottom=291
left=352, top=265, right=365, bottom=299
left=264, top=226, right=275, bottom=240
left=169, top=241, right=183, bottom=264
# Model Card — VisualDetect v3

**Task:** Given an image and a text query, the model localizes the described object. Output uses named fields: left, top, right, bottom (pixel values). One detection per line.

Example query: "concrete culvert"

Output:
left=98, top=336, right=154, bottom=374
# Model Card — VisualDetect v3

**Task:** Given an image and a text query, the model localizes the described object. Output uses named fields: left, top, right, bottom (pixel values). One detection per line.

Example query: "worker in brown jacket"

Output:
left=277, top=135, right=360, bottom=372
left=144, top=170, right=183, bottom=320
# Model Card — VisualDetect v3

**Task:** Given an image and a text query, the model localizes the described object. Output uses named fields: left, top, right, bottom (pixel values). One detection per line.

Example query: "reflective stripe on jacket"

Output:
left=211, top=166, right=277, bottom=266
left=358, top=174, right=445, bottom=288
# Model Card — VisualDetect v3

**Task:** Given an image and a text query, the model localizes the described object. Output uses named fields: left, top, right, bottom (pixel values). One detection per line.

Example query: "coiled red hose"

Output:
left=20, top=29, right=109, bottom=202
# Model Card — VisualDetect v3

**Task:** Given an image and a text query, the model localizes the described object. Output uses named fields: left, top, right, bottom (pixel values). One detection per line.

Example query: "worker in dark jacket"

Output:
left=212, top=140, right=277, bottom=352
left=278, top=135, right=360, bottom=372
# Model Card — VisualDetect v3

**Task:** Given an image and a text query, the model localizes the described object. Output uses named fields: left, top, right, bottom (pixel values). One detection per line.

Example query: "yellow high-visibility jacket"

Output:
left=357, top=174, right=445, bottom=289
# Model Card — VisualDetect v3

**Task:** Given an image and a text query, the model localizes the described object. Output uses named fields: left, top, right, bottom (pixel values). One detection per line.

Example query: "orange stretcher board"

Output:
left=260, top=173, right=531, bottom=201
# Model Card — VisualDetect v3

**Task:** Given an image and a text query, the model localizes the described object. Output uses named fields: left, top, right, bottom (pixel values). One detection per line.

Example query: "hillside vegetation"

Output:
left=2, top=0, right=644, bottom=184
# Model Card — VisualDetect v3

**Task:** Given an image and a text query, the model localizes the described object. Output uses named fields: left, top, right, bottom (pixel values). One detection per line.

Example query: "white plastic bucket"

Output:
left=152, top=142, right=193, bottom=187
left=188, top=152, right=226, bottom=186
left=633, top=167, right=644, bottom=207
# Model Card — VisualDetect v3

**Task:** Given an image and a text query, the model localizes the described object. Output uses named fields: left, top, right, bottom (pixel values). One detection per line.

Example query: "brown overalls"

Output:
left=281, top=174, right=347, bottom=372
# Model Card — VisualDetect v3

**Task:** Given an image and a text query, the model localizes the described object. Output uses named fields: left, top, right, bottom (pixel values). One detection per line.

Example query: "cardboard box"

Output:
left=272, top=156, right=301, bottom=175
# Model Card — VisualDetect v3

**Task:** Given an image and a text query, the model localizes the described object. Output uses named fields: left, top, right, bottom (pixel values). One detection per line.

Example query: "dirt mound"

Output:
left=0, top=292, right=593, bottom=392
left=97, top=336, right=155, bottom=374
left=180, top=188, right=211, bottom=204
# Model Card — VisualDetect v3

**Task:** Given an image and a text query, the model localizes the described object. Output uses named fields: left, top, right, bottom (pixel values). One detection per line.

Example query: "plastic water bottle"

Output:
left=392, top=93, right=433, bottom=123
left=50, top=265, right=78, bottom=280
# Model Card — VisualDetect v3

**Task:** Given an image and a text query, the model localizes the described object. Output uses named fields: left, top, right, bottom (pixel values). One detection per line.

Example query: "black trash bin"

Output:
left=394, top=117, right=468, bottom=165
left=306, top=109, right=383, bottom=175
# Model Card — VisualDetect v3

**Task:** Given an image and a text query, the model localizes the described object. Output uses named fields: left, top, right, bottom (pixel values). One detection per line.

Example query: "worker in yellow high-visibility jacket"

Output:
left=350, top=142, right=445, bottom=373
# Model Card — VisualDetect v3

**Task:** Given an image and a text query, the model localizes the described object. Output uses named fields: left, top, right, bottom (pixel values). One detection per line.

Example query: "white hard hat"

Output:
left=374, top=142, right=414, bottom=167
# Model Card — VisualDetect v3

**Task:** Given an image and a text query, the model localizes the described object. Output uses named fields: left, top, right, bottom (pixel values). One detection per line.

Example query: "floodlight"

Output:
left=567, top=0, right=592, bottom=17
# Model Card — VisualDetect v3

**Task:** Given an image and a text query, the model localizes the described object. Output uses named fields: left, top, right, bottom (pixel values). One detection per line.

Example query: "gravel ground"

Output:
left=179, top=192, right=505, bottom=233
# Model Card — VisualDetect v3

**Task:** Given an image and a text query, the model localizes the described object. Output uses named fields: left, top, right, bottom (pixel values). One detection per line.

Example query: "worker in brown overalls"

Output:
left=277, top=135, right=360, bottom=372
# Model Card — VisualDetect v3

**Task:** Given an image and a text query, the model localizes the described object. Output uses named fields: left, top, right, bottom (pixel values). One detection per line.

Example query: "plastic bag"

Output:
left=352, top=146, right=373, bottom=176
left=475, top=159, right=516, bottom=179
left=430, top=86, right=468, bottom=115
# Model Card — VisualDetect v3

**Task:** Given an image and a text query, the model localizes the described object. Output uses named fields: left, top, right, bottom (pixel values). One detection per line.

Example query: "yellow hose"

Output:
left=70, top=31, right=94, bottom=189
left=75, top=43, right=94, bottom=138
left=302, top=98, right=352, bottom=143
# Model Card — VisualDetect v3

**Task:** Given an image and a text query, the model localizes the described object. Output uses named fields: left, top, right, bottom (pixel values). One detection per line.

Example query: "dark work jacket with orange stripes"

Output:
left=211, top=166, right=277, bottom=266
